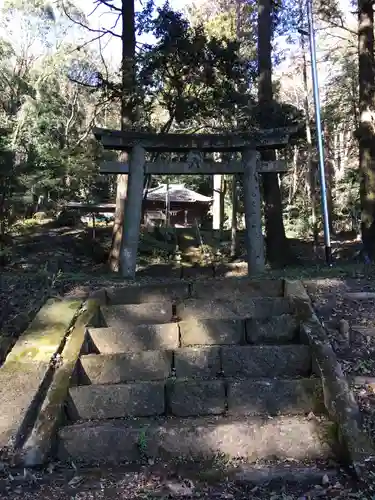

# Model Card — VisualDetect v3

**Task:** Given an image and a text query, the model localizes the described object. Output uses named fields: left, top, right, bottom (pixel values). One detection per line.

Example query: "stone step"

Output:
left=87, top=324, right=179, bottom=353
left=176, top=297, right=292, bottom=321
left=100, top=302, right=173, bottom=327
left=105, top=283, right=189, bottom=305
left=82, top=342, right=311, bottom=379
left=179, top=319, right=244, bottom=346
left=68, top=376, right=321, bottom=420
left=246, top=314, right=299, bottom=344
left=190, top=278, right=283, bottom=300
left=221, top=345, right=311, bottom=378
left=58, top=414, right=336, bottom=465
left=80, top=351, right=172, bottom=384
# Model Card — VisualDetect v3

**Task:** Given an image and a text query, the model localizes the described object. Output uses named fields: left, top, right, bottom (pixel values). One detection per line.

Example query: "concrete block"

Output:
left=80, top=351, right=172, bottom=384
left=179, top=319, right=243, bottom=346
left=246, top=315, right=299, bottom=344
left=227, top=378, right=324, bottom=416
left=68, top=381, right=165, bottom=420
left=221, top=345, right=311, bottom=378
left=87, top=324, right=179, bottom=353
left=101, top=302, right=173, bottom=327
left=167, top=379, right=225, bottom=416
left=174, top=347, right=221, bottom=378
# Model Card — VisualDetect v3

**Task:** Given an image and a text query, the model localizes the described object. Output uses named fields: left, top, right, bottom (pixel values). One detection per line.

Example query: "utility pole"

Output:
left=299, top=0, right=332, bottom=265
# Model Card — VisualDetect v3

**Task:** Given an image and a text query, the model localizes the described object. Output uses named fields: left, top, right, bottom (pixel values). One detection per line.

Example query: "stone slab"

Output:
left=58, top=415, right=335, bottom=464
left=284, top=280, right=310, bottom=302
left=176, top=299, right=238, bottom=321
left=0, top=299, right=81, bottom=453
left=227, top=378, right=324, bottom=416
left=221, top=345, right=311, bottom=378
left=179, top=319, right=243, bottom=346
left=167, top=379, right=225, bottom=416
left=246, top=315, right=299, bottom=345
left=232, top=297, right=293, bottom=319
left=105, top=283, right=189, bottom=305
left=21, top=300, right=100, bottom=466
left=88, top=324, right=179, bottom=353
left=6, top=298, right=81, bottom=363
left=191, top=278, right=283, bottom=300
left=174, top=347, right=221, bottom=378
left=300, top=312, right=375, bottom=475
left=0, top=361, right=51, bottom=452
left=101, top=302, right=173, bottom=327
left=68, top=382, right=165, bottom=420
left=80, top=351, right=172, bottom=384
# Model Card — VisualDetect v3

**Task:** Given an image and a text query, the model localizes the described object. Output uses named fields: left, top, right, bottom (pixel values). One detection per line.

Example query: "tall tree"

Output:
left=357, top=0, right=375, bottom=259
left=258, top=0, right=292, bottom=265
left=108, top=0, right=136, bottom=272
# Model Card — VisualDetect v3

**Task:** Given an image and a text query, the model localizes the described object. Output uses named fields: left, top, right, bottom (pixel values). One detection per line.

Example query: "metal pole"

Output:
left=306, top=0, right=332, bottom=265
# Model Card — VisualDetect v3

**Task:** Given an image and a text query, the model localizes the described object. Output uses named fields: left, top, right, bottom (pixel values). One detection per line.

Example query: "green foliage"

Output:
left=137, top=4, right=254, bottom=131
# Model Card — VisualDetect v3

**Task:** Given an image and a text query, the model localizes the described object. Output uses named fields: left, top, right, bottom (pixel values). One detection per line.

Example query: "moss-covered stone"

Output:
left=6, top=299, right=81, bottom=363
left=0, top=298, right=82, bottom=461
left=21, top=299, right=100, bottom=466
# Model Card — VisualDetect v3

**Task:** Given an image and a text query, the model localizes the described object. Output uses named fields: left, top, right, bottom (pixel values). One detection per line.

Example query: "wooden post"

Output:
left=121, top=144, right=145, bottom=278
left=212, top=174, right=221, bottom=231
left=243, top=149, right=265, bottom=274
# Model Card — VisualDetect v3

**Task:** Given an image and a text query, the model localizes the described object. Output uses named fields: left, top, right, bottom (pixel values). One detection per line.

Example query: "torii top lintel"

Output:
left=93, top=126, right=299, bottom=153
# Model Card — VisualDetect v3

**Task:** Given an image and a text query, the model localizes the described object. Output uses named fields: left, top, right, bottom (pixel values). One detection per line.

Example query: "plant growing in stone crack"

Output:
left=137, top=429, right=148, bottom=454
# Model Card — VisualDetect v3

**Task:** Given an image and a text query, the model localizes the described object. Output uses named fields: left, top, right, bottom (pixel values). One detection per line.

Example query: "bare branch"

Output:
left=317, top=16, right=357, bottom=35
left=61, top=0, right=121, bottom=39
left=73, top=97, right=114, bottom=149
left=66, top=32, right=111, bottom=55
left=95, top=0, right=122, bottom=13
left=109, top=13, right=121, bottom=31
left=99, top=32, right=110, bottom=84
left=87, top=3, right=101, bottom=18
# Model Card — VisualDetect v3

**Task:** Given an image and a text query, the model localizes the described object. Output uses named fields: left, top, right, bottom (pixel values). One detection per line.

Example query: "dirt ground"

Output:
left=0, top=460, right=371, bottom=500
left=2, top=223, right=375, bottom=498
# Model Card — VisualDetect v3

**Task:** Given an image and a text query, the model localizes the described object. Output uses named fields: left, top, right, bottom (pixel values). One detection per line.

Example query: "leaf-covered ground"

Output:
left=0, top=461, right=372, bottom=500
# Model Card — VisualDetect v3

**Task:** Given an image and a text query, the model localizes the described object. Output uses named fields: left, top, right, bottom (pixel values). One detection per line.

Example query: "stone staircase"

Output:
left=57, top=279, right=338, bottom=468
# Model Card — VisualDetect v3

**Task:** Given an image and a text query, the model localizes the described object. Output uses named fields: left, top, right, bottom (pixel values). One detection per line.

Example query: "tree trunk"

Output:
left=108, top=0, right=136, bottom=272
left=257, top=0, right=292, bottom=266
left=323, top=125, right=335, bottom=234
left=358, top=0, right=375, bottom=259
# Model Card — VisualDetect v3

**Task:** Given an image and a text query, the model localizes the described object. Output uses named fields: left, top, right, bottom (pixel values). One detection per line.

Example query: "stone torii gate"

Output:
left=93, top=127, right=296, bottom=278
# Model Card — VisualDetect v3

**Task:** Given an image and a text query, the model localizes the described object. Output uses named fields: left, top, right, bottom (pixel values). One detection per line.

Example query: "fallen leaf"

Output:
left=68, top=475, right=84, bottom=488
